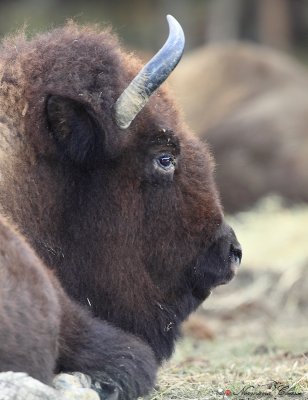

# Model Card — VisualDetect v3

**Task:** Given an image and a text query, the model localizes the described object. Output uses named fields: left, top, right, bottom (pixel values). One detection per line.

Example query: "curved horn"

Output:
left=113, top=15, right=185, bottom=129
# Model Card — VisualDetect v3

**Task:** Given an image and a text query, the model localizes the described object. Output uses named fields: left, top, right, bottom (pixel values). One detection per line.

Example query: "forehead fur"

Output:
left=1, top=23, right=122, bottom=90
left=0, top=22, right=185, bottom=153
left=0, top=24, right=121, bottom=128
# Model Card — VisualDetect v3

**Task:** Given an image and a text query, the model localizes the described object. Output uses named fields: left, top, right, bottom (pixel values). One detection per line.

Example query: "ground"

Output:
left=147, top=197, right=308, bottom=400
left=149, top=321, right=307, bottom=400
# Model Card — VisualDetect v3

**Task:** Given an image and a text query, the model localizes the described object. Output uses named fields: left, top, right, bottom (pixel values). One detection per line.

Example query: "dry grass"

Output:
left=228, top=196, right=308, bottom=272
left=150, top=332, right=308, bottom=399
left=146, top=197, right=308, bottom=400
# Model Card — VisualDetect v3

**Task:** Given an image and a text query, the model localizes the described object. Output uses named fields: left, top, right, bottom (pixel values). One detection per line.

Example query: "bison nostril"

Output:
left=229, top=243, right=242, bottom=266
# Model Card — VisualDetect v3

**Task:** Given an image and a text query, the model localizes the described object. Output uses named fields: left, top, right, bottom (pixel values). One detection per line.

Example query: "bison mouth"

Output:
left=188, top=224, right=242, bottom=300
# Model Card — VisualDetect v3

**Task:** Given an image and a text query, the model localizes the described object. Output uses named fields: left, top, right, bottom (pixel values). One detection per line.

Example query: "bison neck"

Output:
left=53, top=252, right=201, bottom=363
left=88, top=288, right=201, bottom=363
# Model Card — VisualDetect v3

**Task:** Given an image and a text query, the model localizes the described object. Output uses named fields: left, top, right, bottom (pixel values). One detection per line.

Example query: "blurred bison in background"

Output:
left=0, top=17, right=241, bottom=400
left=171, top=43, right=308, bottom=213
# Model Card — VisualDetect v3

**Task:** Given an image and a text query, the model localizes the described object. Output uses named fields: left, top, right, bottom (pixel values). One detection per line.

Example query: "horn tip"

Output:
left=166, top=14, right=178, bottom=25
left=166, top=15, right=185, bottom=48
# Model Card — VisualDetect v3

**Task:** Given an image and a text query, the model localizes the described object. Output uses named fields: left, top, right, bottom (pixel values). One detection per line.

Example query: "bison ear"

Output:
left=46, top=95, right=104, bottom=167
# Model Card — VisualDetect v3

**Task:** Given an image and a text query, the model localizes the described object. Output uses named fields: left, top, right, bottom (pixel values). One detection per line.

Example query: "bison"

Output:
left=0, top=16, right=241, bottom=400
left=171, top=43, right=308, bottom=213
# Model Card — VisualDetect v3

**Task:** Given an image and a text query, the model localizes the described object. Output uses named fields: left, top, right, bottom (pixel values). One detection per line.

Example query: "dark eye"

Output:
left=157, top=154, right=175, bottom=170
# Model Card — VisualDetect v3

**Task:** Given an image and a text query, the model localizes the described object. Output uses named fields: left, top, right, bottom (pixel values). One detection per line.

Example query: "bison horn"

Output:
left=113, top=15, right=185, bottom=129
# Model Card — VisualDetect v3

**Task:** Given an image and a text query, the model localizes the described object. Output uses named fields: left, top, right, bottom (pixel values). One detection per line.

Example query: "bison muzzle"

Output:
left=0, top=16, right=241, bottom=400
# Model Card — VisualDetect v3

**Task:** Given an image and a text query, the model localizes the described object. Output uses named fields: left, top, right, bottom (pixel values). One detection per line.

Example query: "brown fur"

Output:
left=0, top=23, right=240, bottom=399
left=0, top=215, right=60, bottom=383
left=171, top=43, right=308, bottom=213
left=0, top=214, right=156, bottom=398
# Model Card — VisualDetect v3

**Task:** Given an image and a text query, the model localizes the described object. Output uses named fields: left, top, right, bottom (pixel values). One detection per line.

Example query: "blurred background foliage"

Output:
left=0, top=1, right=307, bottom=394
left=1, top=0, right=308, bottom=54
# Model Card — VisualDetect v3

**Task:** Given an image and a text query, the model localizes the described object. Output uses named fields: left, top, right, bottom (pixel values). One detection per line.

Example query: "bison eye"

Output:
left=157, top=154, right=176, bottom=171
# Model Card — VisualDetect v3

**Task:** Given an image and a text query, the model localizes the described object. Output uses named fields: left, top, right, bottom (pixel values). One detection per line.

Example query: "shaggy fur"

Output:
left=0, top=23, right=241, bottom=399
left=0, top=215, right=155, bottom=399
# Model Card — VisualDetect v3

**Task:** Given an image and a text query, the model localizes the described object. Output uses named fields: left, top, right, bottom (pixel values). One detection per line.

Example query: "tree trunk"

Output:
left=258, top=0, right=292, bottom=50
left=206, top=0, right=244, bottom=42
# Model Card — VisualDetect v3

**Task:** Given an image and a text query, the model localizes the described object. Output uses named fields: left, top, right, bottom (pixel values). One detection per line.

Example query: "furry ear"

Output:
left=46, top=95, right=104, bottom=167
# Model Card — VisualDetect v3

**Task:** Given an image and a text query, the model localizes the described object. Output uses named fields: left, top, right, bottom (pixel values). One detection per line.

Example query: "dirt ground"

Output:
left=147, top=197, right=308, bottom=400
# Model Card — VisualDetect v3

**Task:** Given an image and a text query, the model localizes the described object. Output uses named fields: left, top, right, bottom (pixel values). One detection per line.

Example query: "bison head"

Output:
left=0, top=17, right=241, bottom=362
